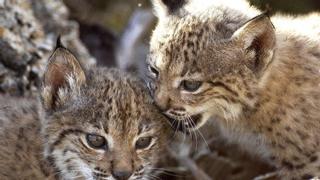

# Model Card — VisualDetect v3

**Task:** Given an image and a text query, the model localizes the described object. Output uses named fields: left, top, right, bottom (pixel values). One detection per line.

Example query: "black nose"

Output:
left=112, top=170, right=132, bottom=180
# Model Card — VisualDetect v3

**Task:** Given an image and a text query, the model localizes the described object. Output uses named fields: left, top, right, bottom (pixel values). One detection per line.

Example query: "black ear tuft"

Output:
left=42, top=43, right=86, bottom=111
left=55, top=35, right=66, bottom=49
left=162, top=0, right=186, bottom=13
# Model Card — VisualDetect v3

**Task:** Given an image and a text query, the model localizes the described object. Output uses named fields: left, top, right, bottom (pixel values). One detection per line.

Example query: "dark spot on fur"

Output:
left=266, top=127, right=273, bottom=132
left=280, top=109, right=286, bottom=116
left=285, top=126, right=291, bottom=132
left=229, top=97, right=237, bottom=103
left=187, top=41, right=194, bottom=48
left=301, top=107, right=308, bottom=114
left=293, top=118, right=300, bottom=123
left=15, top=143, right=23, bottom=150
left=192, top=49, right=196, bottom=56
left=297, top=130, right=309, bottom=140
left=295, top=82, right=302, bottom=86
left=282, top=160, right=294, bottom=170
left=271, top=118, right=281, bottom=124
left=65, top=158, right=72, bottom=163
left=17, top=127, right=25, bottom=139
left=310, top=155, right=318, bottom=163
left=299, top=97, right=306, bottom=103
left=311, top=51, right=320, bottom=58
left=63, top=149, right=68, bottom=155
left=246, top=92, right=254, bottom=99
left=275, top=132, right=282, bottom=137
left=198, top=28, right=204, bottom=37
left=292, top=156, right=300, bottom=161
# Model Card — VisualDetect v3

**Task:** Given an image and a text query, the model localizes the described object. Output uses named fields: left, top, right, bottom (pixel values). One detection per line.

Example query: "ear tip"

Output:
left=155, top=0, right=186, bottom=14
left=254, top=12, right=270, bottom=21
left=55, top=35, right=66, bottom=49
left=262, top=10, right=271, bottom=18
left=249, top=12, right=275, bottom=29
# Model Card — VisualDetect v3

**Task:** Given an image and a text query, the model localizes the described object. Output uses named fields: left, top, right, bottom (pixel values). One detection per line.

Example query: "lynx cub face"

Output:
left=41, top=46, right=170, bottom=180
left=0, top=41, right=169, bottom=180
left=148, top=0, right=271, bottom=131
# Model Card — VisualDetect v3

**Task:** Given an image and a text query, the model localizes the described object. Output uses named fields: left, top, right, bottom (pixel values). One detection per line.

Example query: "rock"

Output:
left=0, top=0, right=95, bottom=96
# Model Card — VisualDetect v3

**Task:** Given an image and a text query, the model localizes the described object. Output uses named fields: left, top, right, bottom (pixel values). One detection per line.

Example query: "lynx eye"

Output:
left=135, top=137, right=152, bottom=150
left=148, top=65, right=159, bottom=78
left=86, top=134, right=107, bottom=150
left=181, top=80, right=203, bottom=92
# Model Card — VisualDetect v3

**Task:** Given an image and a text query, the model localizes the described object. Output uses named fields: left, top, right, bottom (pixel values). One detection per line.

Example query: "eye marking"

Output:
left=147, top=64, right=159, bottom=78
left=181, top=80, right=203, bottom=92
left=135, top=137, right=153, bottom=150
left=86, top=134, right=108, bottom=150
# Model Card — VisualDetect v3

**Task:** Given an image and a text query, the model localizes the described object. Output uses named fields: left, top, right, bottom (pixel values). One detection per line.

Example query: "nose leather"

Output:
left=112, top=170, right=132, bottom=180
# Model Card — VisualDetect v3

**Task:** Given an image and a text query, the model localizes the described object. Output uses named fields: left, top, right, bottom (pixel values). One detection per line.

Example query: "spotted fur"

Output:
left=0, top=46, right=170, bottom=180
left=148, top=0, right=320, bottom=179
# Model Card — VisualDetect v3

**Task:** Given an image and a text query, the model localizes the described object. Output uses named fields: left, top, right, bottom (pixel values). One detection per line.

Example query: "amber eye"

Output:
left=181, top=80, right=203, bottom=92
left=135, top=137, right=152, bottom=150
left=148, top=65, right=159, bottom=78
left=86, top=134, right=107, bottom=150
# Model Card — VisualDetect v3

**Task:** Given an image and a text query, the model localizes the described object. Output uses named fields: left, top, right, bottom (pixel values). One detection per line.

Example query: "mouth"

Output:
left=165, top=114, right=203, bottom=132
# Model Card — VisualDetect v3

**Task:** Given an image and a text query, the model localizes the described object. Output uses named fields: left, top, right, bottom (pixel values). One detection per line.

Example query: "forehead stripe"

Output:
left=209, top=81, right=239, bottom=97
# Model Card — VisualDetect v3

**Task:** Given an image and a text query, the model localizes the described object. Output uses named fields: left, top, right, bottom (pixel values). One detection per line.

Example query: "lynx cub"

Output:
left=0, top=41, right=169, bottom=180
left=148, top=0, right=320, bottom=179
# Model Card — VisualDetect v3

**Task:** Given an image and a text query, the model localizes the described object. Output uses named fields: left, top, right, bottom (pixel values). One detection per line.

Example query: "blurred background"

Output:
left=0, top=0, right=319, bottom=179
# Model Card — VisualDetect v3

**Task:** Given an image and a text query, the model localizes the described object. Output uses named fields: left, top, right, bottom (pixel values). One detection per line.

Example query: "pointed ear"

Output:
left=232, top=14, right=276, bottom=76
left=152, top=0, right=186, bottom=18
left=41, top=39, right=86, bottom=111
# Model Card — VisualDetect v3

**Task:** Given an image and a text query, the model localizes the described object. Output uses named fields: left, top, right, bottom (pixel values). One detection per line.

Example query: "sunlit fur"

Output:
left=0, top=47, right=170, bottom=180
left=149, top=0, right=320, bottom=178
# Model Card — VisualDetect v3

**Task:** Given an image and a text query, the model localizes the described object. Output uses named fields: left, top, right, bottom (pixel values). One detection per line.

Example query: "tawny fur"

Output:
left=148, top=0, right=320, bottom=179
left=0, top=47, right=170, bottom=180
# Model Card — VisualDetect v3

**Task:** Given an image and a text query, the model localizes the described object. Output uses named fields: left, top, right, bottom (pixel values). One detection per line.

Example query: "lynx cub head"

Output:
left=148, top=0, right=275, bottom=131
left=40, top=41, right=169, bottom=180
